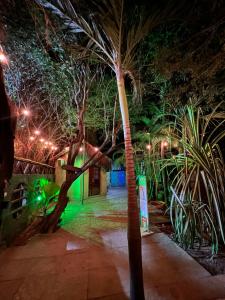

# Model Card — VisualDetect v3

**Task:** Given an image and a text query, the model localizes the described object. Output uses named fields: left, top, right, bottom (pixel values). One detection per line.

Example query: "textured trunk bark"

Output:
left=41, top=179, right=72, bottom=233
left=41, top=171, right=81, bottom=233
left=116, top=67, right=145, bottom=300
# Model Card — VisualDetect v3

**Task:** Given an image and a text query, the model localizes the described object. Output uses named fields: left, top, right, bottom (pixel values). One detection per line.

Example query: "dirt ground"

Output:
left=157, top=222, right=225, bottom=276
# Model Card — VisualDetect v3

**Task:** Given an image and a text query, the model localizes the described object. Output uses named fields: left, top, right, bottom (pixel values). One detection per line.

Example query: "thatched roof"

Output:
left=56, top=142, right=111, bottom=170
left=85, top=142, right=111, bottom=170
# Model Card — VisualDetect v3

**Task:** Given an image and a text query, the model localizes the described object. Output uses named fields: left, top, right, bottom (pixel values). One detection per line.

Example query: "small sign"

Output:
left=139, top=175, right=149, bottom=232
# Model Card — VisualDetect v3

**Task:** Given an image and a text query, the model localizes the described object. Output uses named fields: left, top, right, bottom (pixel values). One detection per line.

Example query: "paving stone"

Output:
left=29, top=256, right=59, bottom=275
left=42, top=271, right=88, bottom=300
left=14, top=274, right=56, bottom=300
left=0, top=188, right=224, bottom=300
left=58, top=252, right=89, bottom=276
left=0, top=258, right=36, bottom=281
left=0, top=279, right=23, bottom=300
left=88, top=292, right=129, bottom=300
left=87, top=266, right=128, bottom=299
left=87, top=248, right=115, bottom=269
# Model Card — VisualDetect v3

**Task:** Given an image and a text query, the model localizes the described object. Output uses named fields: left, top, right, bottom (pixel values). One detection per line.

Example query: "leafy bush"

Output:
left=162, top=105, right=225, bottom=254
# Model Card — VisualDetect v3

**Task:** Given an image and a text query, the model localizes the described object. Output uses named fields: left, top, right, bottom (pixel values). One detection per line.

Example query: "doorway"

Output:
left=89, top=166, right=100, bottom=196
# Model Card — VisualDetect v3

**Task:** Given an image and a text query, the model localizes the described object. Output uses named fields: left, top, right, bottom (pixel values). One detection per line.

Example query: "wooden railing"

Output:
left=13, top=157, right=55, bottom=175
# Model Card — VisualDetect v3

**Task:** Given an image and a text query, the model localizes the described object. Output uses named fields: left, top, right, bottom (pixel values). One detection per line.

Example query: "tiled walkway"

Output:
left=0, top=188, right=225, bottom=300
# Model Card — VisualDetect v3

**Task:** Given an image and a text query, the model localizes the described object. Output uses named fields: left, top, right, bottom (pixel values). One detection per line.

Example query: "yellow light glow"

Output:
left=22, top=109, right=30, bottom=116
left=0, top=53, right=8, bottom=64
left=163, top=141, right=168, bottom=147
left=79, top=147, right=83, bottom=152
left=29, top=136, right=35, bottom=141
left=146, top=144, right=151, bottom=150
left=34, top=130, right=40, bottom=135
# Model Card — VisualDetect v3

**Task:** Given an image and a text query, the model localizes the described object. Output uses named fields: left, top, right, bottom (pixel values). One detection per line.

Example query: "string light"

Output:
left=79, top=147, right=83, bottom=152
left=34, top=130, right=40, bottom=135
left=22, top=109, right=30, bottom=116
left=94, top=147, right=99, bottom=152
left=0, top=52, right=8, bottom=65
left=163, top=141, right=168, bottom=147
left=39, top=138, right=44, bottom=143
left=29, top=136, right=35, bottom=141
left=146, top=144, right=151, bottom=150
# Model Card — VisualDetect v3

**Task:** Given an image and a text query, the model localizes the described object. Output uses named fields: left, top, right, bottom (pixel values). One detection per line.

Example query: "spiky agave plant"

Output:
left=161, top=104, right=225, bottom=254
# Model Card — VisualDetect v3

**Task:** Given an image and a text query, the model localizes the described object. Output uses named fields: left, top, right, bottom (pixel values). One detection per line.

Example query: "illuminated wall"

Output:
left=55, top=153, right=107, bottom=202
left=67, top=155, right=89, bottom=201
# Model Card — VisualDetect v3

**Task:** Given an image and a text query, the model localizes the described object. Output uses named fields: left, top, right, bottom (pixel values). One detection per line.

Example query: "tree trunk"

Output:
left=13, top=173, right=78, bottom=244
left=116, top=67, right=145, bottom=300
left=41, top=177, right=73, bottom=233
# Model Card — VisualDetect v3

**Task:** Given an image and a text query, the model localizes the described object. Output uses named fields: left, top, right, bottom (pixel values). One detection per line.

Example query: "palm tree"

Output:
left=32, top=1, right=181, bottom=298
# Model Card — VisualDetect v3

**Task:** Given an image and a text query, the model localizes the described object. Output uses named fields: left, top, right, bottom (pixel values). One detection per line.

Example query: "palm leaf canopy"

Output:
left=33, top=0, right=185, bottom=94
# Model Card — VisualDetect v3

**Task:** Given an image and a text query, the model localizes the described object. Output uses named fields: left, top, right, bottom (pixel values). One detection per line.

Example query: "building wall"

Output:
left=100, top=169, right=107, bottom=196
left=110, top=170, right=126, bottom=187
left=2, top=174, right=54, bottom=245
left=67, top=155, right=86, bottom=201
left=55, top=159, right=66, bottom=187
left=83, top=169, right=89, bottom=199
left=55, top=154, right=108, bottom=201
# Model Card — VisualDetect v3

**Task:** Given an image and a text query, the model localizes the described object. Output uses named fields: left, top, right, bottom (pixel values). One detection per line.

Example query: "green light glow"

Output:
left=67, top=155, right=85, bottom=201
left=37, top=195, right=42, bottom=201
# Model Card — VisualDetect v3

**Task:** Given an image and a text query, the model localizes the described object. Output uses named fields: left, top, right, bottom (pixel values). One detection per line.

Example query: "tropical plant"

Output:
left=29, top=179, right=60, bottom=216
left=29, top=0, right=188, bottom=297
left=160, top=104, right=225, bottom=254
left=133, top=101, right=172, bottom=202
left=32, top=1, right=155, bottom=297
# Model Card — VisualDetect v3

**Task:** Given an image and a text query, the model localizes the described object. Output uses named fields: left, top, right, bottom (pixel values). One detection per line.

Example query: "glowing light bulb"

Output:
left=163, top=141, right=168, bottom=147
left=30, top=136, right=35, bottom=141
left=146, top=144, right=151, bottom=150
left=34, top=130, right=40, bottom=135
left=22, top=109, right=30, bottom=116
left=37, top=195, right=42, bottom=201
left=40, top=138, right=44, bottom=143
left=79, top=147, right=83, bottom=152
left=0, top=53, right=8, bottom=64
left=65, top=146, right=69, bottom=151
left=94, top=147, right=99, bottom=152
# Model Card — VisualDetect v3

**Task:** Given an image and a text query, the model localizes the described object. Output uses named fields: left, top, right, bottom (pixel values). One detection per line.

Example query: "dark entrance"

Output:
left=89, top=166, right=100, bottom=196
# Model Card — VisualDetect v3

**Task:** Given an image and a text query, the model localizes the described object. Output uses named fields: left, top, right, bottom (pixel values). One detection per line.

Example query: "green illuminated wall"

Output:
left=55, top=152, right=108, bottom=202
left=67, top=155, right=89, bottom=201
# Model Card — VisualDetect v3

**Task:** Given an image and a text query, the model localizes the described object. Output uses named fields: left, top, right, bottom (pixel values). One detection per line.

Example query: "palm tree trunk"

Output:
left=116, top=67, right=145, bottom=300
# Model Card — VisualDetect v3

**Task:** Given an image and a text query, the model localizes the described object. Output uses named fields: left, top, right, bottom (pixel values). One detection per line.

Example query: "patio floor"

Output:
left=0, top=187, right=225, bottom=300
